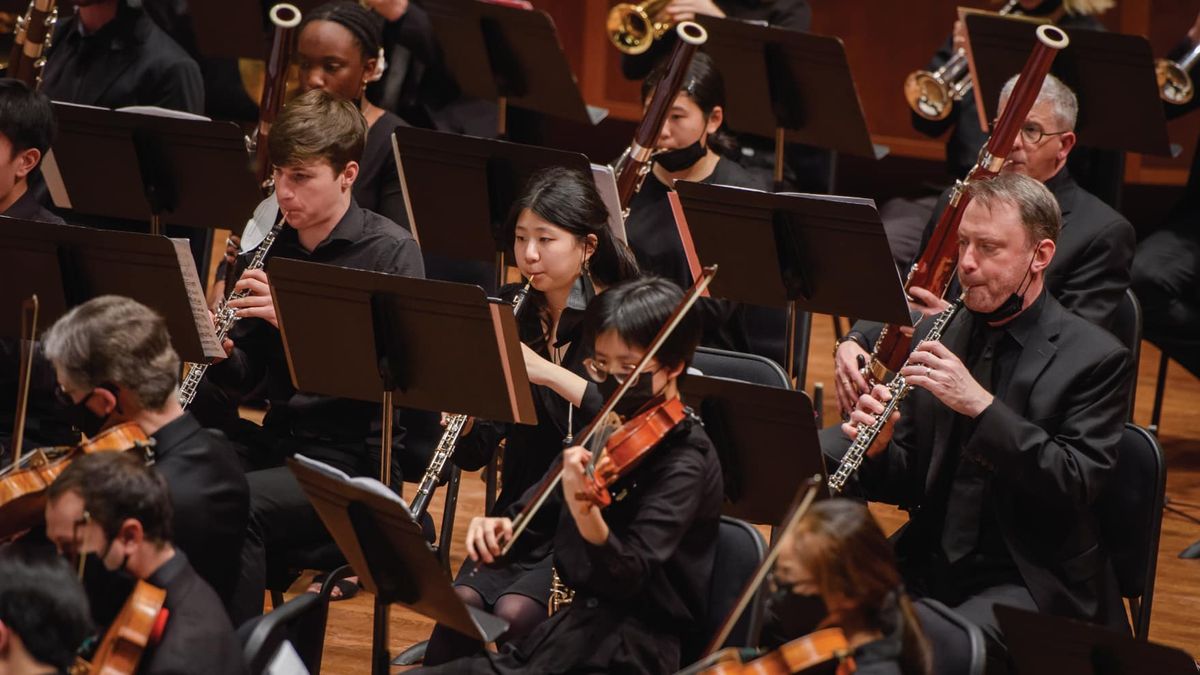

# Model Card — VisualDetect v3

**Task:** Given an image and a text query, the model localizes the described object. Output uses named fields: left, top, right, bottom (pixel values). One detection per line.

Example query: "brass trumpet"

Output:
left=1156, top=42, right=1200, bottom=105
left=904, top=0, right=1019, bottom=121
left=606, top=0, right=672, bottom=55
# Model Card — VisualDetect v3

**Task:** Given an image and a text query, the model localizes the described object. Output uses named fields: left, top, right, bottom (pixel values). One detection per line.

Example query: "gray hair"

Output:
left=1063, top=0, right=1114, bottom=15
left=999, top=72, right=1078, bottom=131
left=964, top=172, right=1061, bottom=246
left=42, top=296, right=180, bottom=410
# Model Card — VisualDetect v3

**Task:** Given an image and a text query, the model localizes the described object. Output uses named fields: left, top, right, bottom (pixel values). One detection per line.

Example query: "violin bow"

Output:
left=498, top=265, right=718, bottom=557
left=10, top=295, right=38, bottom=471
left=702, top=474, right=824, bottom=656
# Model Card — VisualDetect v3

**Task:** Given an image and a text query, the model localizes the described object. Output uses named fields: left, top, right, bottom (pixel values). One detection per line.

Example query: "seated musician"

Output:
left=422, top=166, right=640, bottom=664
left=0, top=547, right=93, bottom=675
left=839, top=173, right=1132, bottom=670
left=418, top=276, right=723, bottom=674
left=195, top=89, right=425, bottom=615
left=40, top=0, right=203, bottom=114
left=766, top=498, right=931, bottom=675
left=0, top=79, right=61, bottom=224
left=38, top=295, right=250, bottom=622
left=835, top=74, right=1135, bottom=417
left=44, top=452, right=247, bottom=675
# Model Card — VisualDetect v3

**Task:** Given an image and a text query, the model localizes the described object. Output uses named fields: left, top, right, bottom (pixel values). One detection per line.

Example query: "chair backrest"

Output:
left=689, top=516, right=767, bottom=663
left=1110, top=289, right=1142, bottom=416
left=241, top=592, right=323, bottom=675
left=913, top=598, right=986, bottom=675
left=1096, top=423, right=1166, bottom=639
left=693, top=346, right=790, bottom=390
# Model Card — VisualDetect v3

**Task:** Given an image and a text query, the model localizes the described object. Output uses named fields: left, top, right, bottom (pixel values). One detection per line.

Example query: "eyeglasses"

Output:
left=1018, top=122, right=1069, bottom=145
left=582, top=358, right=658, bottom=386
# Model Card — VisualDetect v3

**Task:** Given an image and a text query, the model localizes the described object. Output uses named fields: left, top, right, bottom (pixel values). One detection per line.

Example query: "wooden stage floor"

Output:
left=287, top=314, right=1200, bottom=673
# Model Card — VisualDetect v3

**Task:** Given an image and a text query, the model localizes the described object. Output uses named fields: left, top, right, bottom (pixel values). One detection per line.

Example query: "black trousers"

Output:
left=1131, top=225, right=1200, bottom=378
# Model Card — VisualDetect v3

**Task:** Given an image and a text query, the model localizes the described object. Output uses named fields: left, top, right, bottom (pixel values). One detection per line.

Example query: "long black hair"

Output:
left=503, top=166, right=640, bottom=290
left=641, top=51, right=736, bottom=156
left=582, top=276, right=702, bottom=371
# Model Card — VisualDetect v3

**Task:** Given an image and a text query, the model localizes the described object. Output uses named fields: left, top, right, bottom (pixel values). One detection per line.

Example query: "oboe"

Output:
left=408, top=282, right=531, bottom=519
left=178, top=213, right=288, bottom=408
left=829, top=297, right=964, bottom=493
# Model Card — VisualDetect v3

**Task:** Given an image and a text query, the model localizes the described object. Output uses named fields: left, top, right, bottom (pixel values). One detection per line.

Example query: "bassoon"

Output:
left=868, top=24, right=1068, bottom=384
left=7, top=0, right=56, bottom=89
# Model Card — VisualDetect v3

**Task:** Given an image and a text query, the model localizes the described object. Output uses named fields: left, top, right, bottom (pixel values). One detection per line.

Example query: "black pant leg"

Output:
left=1131, top=227, right=1200, bottom=377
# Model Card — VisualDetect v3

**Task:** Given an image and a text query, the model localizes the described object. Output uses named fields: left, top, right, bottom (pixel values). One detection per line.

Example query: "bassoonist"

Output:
left=868, top=24, right=1069, bottom=384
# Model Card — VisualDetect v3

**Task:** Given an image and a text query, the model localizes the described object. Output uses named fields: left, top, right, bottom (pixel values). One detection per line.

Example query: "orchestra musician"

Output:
left=44, top=452, right=247, bottom=675
left=418, top=276, right=723, bottom=675
left=0, top=79, right=61, bottom=225
left=422, top=166, right=640, bottom=664
left=194, top=89, right=425, bottom=616
left=1132, top=8, right=1200, bottom=383
left=766, top=499, right=931, bottom=675
left=40, top=0, right=204, bottom=114
left=835, top=74, right=1136, bottom=417
left=0, top=546, right=93, bottom=675
left=39, top=295, right=251, bottom=622
left=839, top=173, right=1132, bottom=672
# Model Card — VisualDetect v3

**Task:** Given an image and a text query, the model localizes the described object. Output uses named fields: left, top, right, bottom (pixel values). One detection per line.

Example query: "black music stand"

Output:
left=419, top=0, right=605, bottom=135
left=964, top=13, right=1172, bottom=157
left=0, top=217, right=221, bottom=362
left=289, top=457, right=508, bottom=674
left=680, top=374, right=825, bottom=527
left=266, top=258, right=537, bottom=674
left=44, top=103, right=262, bottom=236
left=392, top=126, right=593, bottom=287
left=996, top=606, right=1197, bottom=675
left=674, top=181, right=912, bottom=387
left=696, top=15, right=887, bottom=188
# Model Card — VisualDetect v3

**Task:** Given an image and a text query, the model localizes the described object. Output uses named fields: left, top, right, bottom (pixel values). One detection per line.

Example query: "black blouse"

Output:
left=355, top=110, right=412, bottom=232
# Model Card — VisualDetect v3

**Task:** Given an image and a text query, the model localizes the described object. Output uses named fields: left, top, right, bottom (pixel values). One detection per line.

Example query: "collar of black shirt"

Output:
left=149, top=412, right=200, bottom=458
left=70, top=0, right=147, bottom=47
left=980, top=288, right=1048, bottom=349
left=146, top=549, right=189, bottom=588
left=277, top=199, right=366, bottom=254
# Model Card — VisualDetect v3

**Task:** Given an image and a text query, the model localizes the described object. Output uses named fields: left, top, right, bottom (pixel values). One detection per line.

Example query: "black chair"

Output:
left=686, top=516, right=768, bottom=663
left=242, top=565, right=353, bottom=674
left=1110, top=289, right=1142, bottom=418
left=913, top=598, right=985, bottom=675
left=692, top=346, right=791, bottom=390
left=1096, top=423, right=1166, bottom=639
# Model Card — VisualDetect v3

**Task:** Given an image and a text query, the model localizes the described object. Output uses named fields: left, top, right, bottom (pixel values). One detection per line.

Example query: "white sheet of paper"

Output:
left=590, top=163, right=627, bottom=244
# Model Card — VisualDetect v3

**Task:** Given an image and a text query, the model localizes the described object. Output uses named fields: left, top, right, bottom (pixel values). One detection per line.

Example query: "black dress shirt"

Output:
left=150, top=412, right=249, bottom=615
left=41, top=0, right=204, bottom=114
left=207, top=201, right=425, bottom=475
left=356, top=111, right=411, bottom=232
left=142, top=552, right=247, bottom=675
left=3, top=188, right=64, bottom=225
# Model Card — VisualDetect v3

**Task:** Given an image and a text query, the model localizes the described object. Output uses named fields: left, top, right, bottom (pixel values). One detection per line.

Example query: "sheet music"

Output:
left=168, top=238, right=223, bottom=359
left=293, top=454, right=411, bottom=510
left=264, top=641, right=308, bottom=675
left=590, top=163, right=627, bottom=244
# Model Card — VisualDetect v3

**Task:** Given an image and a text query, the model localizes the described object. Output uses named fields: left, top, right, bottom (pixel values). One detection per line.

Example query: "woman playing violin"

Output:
left=419, top=276, right=724, bottom=675
left=421, top=166, right=640, bottom=663
left=768, top=499, right=931, bottom=675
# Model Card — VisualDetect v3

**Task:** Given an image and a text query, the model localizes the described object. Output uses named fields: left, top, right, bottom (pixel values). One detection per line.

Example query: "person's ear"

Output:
left=341, top=161, right=360, bottom=190
left=86, top=386, right=118, bottom=417
left=705, top=105, right=724, bottom=137
left=1031, top=238, right=1055, bottom=274
left=1056, top=130, right=1077, bottom=164
left=13, top=147, right=40, bottom=179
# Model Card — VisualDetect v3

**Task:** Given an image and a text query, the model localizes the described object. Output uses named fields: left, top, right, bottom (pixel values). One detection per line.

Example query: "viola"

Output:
left=577, top=397, right=687, bottom=507
left=0, top=423, right=154, bottom=540
left=698, top=628, right=855, bottom=675
left=77, top=579, right=168, bottom=675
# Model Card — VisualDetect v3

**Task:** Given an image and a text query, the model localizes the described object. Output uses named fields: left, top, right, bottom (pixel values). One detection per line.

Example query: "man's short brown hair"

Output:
left=268, top=89, right=366, bottom=171
left=964, top=172, right=1061, bottom=247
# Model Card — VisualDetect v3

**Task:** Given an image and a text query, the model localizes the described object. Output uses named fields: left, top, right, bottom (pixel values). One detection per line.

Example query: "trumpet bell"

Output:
left=904, top=70, right=955, bottom=121
left=1156, top=58, right=1194, bottom=105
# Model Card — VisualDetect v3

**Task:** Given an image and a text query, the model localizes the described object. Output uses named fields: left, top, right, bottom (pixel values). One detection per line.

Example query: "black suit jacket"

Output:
left=151, top=413, right=249, bottom=617
left=857, top=293, right=1132, bottom=630
left=143, top=552, right=247, bottom=675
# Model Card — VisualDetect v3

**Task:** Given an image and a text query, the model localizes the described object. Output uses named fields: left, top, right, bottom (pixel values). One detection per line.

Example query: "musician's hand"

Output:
left=902, top=341, right=994, bottom=417
left=834, top=340, right=871, bottom=417
left=953, top=18, right=967, bottom=53
left=909, top=286, right=950, bottom=320
left=440, top=412, right=475, bottom=436
left=660, top=0, right=725, bottom=22
left=520, top=343, right=552, bottom=386
left=841, top=384, right=898, bottom=456
left=226, top=269, right=278, bottom=328
left=560, top=445, right=610, bottom=545
left=465, top=516, right=513, bottom=564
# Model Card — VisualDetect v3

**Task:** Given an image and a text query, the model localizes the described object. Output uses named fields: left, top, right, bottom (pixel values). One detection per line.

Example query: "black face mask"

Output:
left=966, top=253, right=1036, bottom=325
left=596, top=373, right=659, bottom=419
left=764, top=584, right=829, bottom=636
left=654, top=139, right=707, bottom=172
left=63, top=391, right=111, bottom=438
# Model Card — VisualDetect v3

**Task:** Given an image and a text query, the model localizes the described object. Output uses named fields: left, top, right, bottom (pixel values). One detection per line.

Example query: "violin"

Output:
left=75, top=580, right=168, bottom=675
left=697, top=628, right=855, bottom=675
left=577, top=397, right=687, bottom=507
left=0, top=423, right=155, bottom=540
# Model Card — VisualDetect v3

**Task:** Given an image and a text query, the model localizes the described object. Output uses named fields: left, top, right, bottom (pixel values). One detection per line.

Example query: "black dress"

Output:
left=450, top=279, right=596, bottom=605
left=419, top=412, right=725, bottom=674
left=356, top=110, right=412, bottom=232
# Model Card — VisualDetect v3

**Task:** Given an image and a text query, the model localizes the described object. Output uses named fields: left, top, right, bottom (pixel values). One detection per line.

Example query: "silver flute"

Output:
left=829, top=296, right=964, bottom=492
left=177, top=213, right=287, bottom=408
left=409, top=282, right=531, bottom=519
